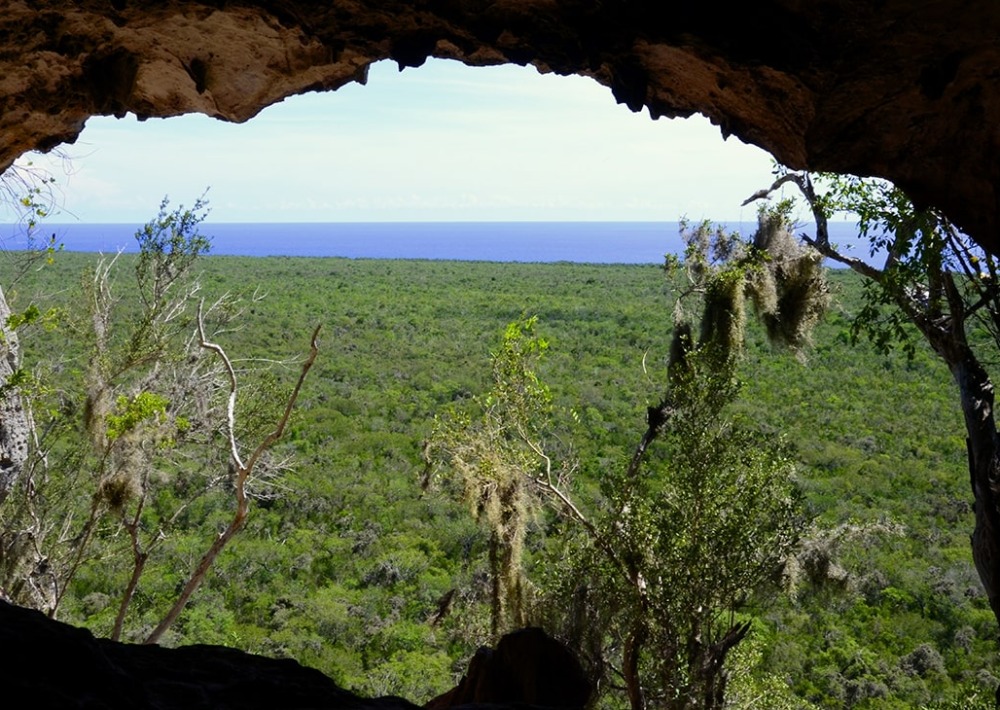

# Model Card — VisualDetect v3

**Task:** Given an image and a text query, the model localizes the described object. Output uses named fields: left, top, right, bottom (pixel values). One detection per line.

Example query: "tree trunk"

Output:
left=749, top=170, right=1000, bottom=641
left=918, top=272, right=1000, bottom=630
left=697, top=621, right=751, bottom=710
left=948, top=354, right=1000, bottom=626
left=489, top=530, right=503, bottom=641
left=0, top=285, right=31, bottom=505
left=623, top=615, right=647, bottom=710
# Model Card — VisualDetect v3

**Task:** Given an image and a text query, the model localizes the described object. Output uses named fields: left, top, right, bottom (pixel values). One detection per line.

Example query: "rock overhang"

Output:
left=2, top=1, right=999, bottom=250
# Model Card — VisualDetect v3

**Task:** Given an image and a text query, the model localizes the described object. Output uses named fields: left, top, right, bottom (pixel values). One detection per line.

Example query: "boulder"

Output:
left=427, top=627, right=591, bottom=709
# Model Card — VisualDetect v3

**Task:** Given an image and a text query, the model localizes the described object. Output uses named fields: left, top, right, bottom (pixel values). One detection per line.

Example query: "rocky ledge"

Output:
left=1, top=600, right=590, bottom=709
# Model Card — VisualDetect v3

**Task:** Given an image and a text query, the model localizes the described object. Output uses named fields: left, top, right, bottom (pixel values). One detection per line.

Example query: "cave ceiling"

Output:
left=2, top=1, right=999, bottom=250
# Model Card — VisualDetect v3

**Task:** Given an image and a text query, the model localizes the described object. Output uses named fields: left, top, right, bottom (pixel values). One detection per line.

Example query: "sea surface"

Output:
left=0, top=221, right=869, bottom=265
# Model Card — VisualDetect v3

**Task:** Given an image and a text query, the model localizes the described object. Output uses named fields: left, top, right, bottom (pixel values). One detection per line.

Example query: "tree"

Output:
left=143, top=306, right=319, bottom=644
left=38, top=195, right=217, bottom=620
left=541, top=215, right=818, bottom=710
left=563, top=351, right=803, bottom=710
left=428, top=213, right=821, bottom=708
left=423, top=316, right=565, bottom=640
left=744, top=171, right=1000, bottom=643
left=0, top=195, right=319, bottom=644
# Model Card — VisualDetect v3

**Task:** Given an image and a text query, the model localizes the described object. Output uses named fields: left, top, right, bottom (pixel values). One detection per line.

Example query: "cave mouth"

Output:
left=11, top=58, right=776, bottom=236
left=4, top=3, right=1000, bottom=706
left=3, top=2, right=998, bottom=249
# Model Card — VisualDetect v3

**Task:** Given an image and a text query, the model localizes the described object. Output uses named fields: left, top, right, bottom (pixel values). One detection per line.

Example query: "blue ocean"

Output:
left=0, top=221, right=867, bottom=265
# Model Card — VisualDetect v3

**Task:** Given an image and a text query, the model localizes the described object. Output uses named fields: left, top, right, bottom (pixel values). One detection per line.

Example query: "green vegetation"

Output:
left=425, top=315, right=558, bottom=640
left=2, top=236, right=997, bottom=707
left=524, top=214, right=817, bottom=710
left=0, top=199, right=319, bottom=647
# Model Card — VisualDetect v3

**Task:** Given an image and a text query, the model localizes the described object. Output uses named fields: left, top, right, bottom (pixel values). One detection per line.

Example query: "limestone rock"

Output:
left=0, top=285, right=29, bottom=504
left=0, top=2, right=998, bottom=250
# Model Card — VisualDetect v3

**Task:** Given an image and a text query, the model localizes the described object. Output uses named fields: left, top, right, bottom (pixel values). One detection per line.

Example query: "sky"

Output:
left=14, top=58, right=779, bottom=224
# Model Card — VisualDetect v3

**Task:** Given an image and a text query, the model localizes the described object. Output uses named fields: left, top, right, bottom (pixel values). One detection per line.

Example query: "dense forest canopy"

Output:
left=1, top=228, right=996, bottom=707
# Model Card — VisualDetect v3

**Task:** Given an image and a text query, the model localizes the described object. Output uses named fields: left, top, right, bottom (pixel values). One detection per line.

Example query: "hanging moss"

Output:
left=699, top=268, right=746, bottom=365
left=768, top=249, right=828, bottom=353
left=746, top=210, right=830, bottom=355
left=98, top=471, right=138, bottom=514
left=747, top=262, right=778, bottom=321
left=668, top=320, right=693, bottom=387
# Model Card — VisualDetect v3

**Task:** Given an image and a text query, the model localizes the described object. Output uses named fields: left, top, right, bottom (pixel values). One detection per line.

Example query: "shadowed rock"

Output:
left=1, top=602, right=590, bottom=709
left=1, top=599, right=418, bottom=709
left=427, top=627, right=591, bottom=709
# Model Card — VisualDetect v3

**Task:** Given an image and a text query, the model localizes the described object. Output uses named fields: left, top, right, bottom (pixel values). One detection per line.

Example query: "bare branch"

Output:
left=744, top=171, right=885, bottom=283
left=625, top=402, right=674, bottom=481
left=112, top=491, right=149, bottom=642
left=195, top=299, right=243, bottom=470
left=50, top=493, right=103, bottom=618
left=243, top=324, right=321, bottom=475
left=739, top=173, right=802, bottom=208
left=143, top=321, right=320, bottom=645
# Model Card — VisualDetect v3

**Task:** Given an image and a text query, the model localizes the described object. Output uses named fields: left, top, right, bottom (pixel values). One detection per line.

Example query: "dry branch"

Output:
left=144, top=309, right=319, bottom=645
